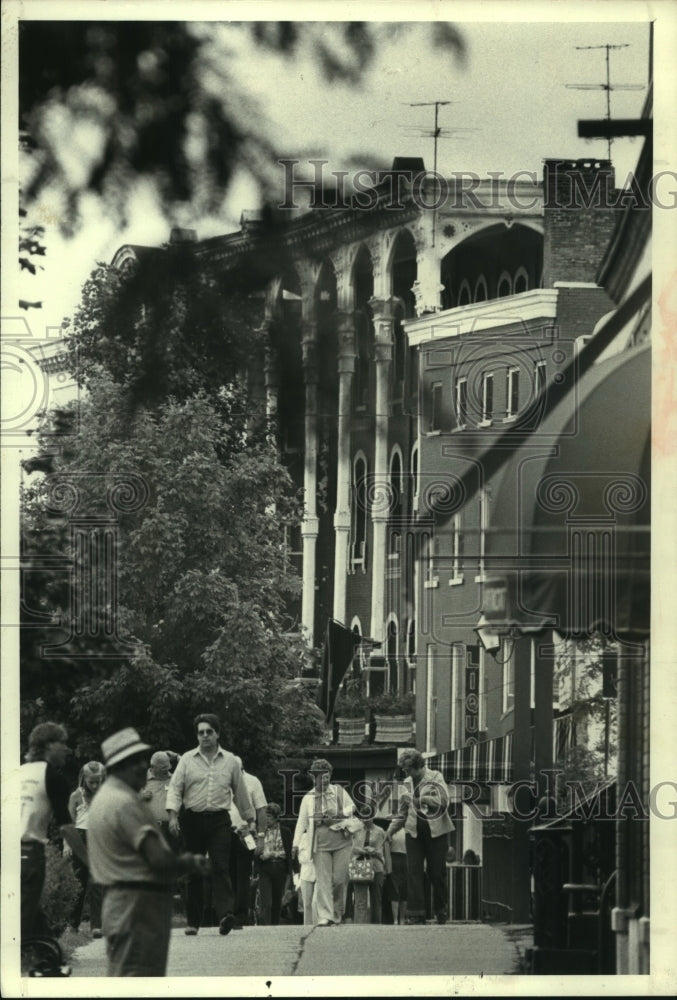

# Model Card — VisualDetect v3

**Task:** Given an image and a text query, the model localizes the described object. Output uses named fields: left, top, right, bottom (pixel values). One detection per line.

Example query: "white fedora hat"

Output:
left=101, top=727, right=151, bottom=769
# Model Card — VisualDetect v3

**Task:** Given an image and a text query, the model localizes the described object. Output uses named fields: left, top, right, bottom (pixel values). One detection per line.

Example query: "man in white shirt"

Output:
left=21, top=722, right=89, bottom=940
left=166, top=713, right=254, bottom=936
left=229, top=755, right=267, bottom=926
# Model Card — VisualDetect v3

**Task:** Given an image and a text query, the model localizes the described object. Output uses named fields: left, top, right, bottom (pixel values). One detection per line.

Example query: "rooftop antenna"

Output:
left=407, top=101, right=477, bottom=247
left=566, top=44, right=645, bottom=161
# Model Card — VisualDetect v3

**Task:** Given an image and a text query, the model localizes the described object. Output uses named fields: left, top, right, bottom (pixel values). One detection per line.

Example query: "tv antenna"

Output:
left=566, top=44, right=645, bottom=161
left=405, top=101, right=478, bottom=247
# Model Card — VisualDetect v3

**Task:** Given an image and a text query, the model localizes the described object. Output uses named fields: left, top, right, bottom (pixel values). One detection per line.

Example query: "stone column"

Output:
left=301, top=319, right=319, bottom=646
left=332, top=310, right=356, bottom=625
left=412, top=221, right=444, bottom=316
left=368, top=296, right=396, bottom=648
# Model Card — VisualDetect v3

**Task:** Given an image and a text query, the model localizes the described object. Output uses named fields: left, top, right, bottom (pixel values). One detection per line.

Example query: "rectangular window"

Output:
left=455, top=376, right=468, bottom=429
left=506, top=367, right=520, bottom=419
left=422, top=533, right=437, bottom=586
left=502, top=652, right=515, bottom=714
left=450, top=644, right=465, bottom=749
left=351, top=459, right=368, bottom=570
left=481, top=372, right=494, bottom=423
left=426, top=646, right=437, bottom=753
left=452, top=513, right=464, bottom=580
left=430, top=381, right=443, bottom=431
left=477, top=489, right=487, bottom=580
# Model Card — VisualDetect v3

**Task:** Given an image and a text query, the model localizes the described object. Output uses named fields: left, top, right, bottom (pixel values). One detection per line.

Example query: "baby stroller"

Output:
left=21, top=935, right=71, bottom=977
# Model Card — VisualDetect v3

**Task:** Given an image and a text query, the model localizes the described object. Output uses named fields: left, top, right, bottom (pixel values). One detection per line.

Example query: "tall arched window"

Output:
left=392, top=304, right=406, bottom=393
left=405, top=617, right=416, bottom=693
left=497, top=271, right=512, bottom=298
left=350, top=618, right=363, bottom=682
left=458, top=280, right=471, bottom=307
left=386, top=617, right=398, bottom=693
left=409, top=443, right=419, bottom=516
left=353, top=247, right=374, bottom=409
left=514, top=267, right=528, bottom=294
left=351, top=453, right=368, bottom=570
left=389, top=446, right=403, bottom=520
left=474, top=275, right=488, bottom=303
left=354, top=309, right=371, bottom=408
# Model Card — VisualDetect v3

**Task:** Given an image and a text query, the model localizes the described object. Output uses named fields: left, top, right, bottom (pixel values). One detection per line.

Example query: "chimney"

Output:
left=542, top=159, right=619, bottom=286
left=169, top=227, right=197, bottom=244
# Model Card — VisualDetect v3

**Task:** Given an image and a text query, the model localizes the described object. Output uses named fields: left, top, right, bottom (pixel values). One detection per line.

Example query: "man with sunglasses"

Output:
left=166, top=713, right=254, bottom=936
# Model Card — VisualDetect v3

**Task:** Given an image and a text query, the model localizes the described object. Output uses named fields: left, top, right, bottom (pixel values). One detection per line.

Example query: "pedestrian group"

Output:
left=21, top=721, right=457, bottom=976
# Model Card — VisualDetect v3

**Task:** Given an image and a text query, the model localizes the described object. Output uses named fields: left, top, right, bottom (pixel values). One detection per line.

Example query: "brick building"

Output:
left=92, top=151, right=650, bottom=955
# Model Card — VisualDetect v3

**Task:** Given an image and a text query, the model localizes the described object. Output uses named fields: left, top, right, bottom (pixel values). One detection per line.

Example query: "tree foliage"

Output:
left=20, top=374, right=324, bottom=779
left=19, top=20, right=465, bottom=235
left=18, top=16, right=466, bottom=778
left=63, top=243, right=289, bottom=409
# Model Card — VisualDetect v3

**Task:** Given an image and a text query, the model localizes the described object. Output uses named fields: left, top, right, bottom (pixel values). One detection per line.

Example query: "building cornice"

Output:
left=404, top=288, right=559, bottom=346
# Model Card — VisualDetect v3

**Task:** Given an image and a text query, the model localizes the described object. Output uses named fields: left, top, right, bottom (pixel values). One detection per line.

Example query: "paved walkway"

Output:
left=71, top=922, right=532, bottom=981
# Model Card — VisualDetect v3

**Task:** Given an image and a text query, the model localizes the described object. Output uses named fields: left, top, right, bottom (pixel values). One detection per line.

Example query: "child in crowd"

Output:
left=67, top=761, right=106, bottom=936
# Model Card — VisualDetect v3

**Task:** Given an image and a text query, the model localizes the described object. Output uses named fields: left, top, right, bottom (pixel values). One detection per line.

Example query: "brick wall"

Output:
left=554, top=285, right=615, bottom=342
left=543, top=159, right=620, bottom=286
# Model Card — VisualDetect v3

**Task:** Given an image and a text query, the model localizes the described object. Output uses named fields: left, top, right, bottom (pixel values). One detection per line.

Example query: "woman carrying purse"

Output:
left=351, top=809, right=386, bottom=923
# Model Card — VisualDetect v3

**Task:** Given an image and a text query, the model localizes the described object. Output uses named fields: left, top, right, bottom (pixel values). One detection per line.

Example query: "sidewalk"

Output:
left=71, top=921, right=532, bottom=979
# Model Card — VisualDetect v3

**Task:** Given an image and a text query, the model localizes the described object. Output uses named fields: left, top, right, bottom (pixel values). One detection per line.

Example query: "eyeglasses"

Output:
left=197, top=728, right=214, bottom=736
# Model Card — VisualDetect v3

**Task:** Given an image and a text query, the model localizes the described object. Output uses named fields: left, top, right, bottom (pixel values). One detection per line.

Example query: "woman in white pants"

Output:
left=292, top=758, right=361, bottom=926
left=297, top=831, right=317, bottom=925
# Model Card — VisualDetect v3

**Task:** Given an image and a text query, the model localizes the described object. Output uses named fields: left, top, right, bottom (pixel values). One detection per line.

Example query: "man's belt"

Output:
left=184, top=808, right=229, bottom=817
left=104, top=881, right=173, bottom=893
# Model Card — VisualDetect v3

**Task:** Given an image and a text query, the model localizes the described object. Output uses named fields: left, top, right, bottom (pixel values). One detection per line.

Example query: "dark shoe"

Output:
left=435, top=912, right=448, bottom=925
left=219, top=914, right=236, bottom=936
left=405, top=916, right=426, bottom=925
left=91, top=928, right=103, bottom=939
left=184, top=927, right=198, bottom=936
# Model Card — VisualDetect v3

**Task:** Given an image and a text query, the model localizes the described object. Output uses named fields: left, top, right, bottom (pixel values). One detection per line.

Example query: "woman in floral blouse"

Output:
left=255, top=802, right=292, bottom=925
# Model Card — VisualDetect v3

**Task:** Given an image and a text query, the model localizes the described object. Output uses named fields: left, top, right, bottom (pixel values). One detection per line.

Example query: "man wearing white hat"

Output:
left=88, top=728, right=210, bottom=977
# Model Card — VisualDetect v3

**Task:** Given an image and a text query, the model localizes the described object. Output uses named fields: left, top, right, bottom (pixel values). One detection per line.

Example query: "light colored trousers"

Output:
left=312, top=844, right=352, bottom=924
left=102, top=887, right=172, bottom=976
left=299, top=878, right=317, bottom=925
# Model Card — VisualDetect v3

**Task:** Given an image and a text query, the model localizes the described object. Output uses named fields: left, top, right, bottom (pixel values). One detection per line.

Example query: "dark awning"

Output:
left=483, top=343, right=650, bottom=639
left=429, top=732, right=514, bottom=784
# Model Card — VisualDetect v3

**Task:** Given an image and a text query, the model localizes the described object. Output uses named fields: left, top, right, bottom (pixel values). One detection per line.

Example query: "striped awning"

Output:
left=429, top=733, right=513, bottom=784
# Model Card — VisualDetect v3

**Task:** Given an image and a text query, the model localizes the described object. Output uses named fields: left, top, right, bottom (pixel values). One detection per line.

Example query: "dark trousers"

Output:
left=256, top=859, right=289, bottom=925
left=406, top=826, right=449, bottom=920
left=179, top=809, right=233, bottom=928
left=369, top=872, right=385, bottom=924
left=70, top=830, right=103, bottom=930
left=229, top=833, right=253, bottom=924
left=21, top=841, right=48, bottom=939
